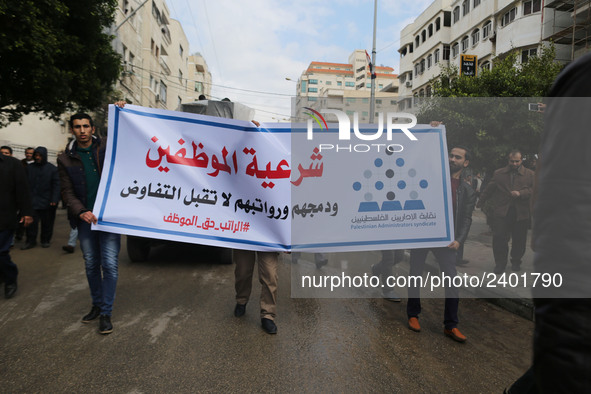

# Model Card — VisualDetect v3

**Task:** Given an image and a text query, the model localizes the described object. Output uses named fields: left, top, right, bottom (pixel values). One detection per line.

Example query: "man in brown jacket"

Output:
left=477, top=150, right=535, bottom=274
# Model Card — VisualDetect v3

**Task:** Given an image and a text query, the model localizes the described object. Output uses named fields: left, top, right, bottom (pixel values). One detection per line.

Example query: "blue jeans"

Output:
left=407, top=247, right=459, bottom=329
left=0, top=230, right=18, bottom=284
left=78, top=222, right=121, bottom=316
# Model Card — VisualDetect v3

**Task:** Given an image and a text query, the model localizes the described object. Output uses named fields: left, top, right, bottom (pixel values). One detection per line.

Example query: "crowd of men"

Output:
left=1, top=53, right=590, bottom=392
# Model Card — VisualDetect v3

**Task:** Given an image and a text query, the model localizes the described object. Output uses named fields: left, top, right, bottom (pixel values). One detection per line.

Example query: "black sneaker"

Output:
left=99, top=315, right=113, bottom=335
left=81, top=306, right=101, bottom=323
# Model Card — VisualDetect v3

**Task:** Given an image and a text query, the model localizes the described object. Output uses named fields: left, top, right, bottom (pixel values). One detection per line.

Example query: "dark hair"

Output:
left=25, top=147, right=35, bottom=152
left=69, top=113, right=94, bottom=128
left=451, top=145, right=471, bottom=161
left=508, top=149, right=522, bottom=158
left=0, top=145, right=12, bottom=154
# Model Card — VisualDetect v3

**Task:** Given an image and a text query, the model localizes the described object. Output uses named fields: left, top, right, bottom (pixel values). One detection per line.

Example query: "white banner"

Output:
left=94, top=105, right=454, bottom=252
left=94, top=105, right=291, bottom=251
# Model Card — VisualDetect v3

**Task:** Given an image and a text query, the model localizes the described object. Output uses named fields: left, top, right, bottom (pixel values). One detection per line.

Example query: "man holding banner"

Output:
left=406, top=145, right=476, bottom=342
left=58, top=111, right=122, bottom=335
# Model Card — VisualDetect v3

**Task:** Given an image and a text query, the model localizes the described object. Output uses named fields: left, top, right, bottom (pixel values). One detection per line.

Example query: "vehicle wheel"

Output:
left=127, top=236, right=151, bottom=262
left=218, top=247, right=233, bottom=264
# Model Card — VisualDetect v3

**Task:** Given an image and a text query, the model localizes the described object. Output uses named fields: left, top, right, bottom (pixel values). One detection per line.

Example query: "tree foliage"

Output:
left=0, top=0, right=121, bottom=127
left=417, top=45, right=563, bottom=173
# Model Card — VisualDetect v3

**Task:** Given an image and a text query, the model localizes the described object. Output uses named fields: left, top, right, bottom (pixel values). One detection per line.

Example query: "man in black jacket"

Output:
left=0, top=153, right=33, bottom=298
left=58, top=112, right=121, bottom=335
left=406, top=145, right=476, bottom=342
left=21, top=147, right=60, bottom=249
left=529, top=54, right=591, bottom=392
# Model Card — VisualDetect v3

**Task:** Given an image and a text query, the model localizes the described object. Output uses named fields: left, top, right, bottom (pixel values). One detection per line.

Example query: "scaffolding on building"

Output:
left=545, top=0, right=591, bottom=61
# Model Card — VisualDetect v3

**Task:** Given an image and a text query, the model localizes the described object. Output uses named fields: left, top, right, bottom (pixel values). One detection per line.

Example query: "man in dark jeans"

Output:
left=406, top=145, right=476, bottom=342
left=58, top=112, right=121, bottom=335
left=0, top=152, right=33, bottom=298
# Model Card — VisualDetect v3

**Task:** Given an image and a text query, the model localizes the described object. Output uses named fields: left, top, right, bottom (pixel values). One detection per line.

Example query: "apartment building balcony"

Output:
left=159, top=55, right=171, bottom=75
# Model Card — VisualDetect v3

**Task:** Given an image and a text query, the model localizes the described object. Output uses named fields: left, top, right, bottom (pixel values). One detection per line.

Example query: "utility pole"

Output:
left=369, top=0, right=378, bottom=124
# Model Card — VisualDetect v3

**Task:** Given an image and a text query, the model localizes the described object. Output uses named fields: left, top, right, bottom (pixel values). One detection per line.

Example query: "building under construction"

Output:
left=543, top=0, right=591, bottom=61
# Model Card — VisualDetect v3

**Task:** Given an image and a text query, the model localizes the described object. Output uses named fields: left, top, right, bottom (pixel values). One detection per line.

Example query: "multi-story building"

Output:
left=186, top=52, right=213, bottom=102
left=294, top=50, right=399, bottom=122
left=397, top=0, right=562, bottom=110
left=113, top=0, right=195, bottom=111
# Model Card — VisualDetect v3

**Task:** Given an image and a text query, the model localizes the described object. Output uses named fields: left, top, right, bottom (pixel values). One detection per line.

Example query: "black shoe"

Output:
left=5, top=283, right=17, bottom=299
left=99, top=315, right=113, bottom=335
left=261, top=318, right=277, bottom=334
left=234, top=303, right=246, bottom=317
left=315, top=258, right=328, bottom=269
left=62, top=245, right=75, bottom=253
left=41, top=243, right=50, bottom=248
left=20, top=242, right=36, bottom=250
left=81, top=306, right=101, bottom=323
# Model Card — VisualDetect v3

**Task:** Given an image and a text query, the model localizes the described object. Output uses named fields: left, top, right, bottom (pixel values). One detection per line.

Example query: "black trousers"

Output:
left=26, top=206, right=57, bottom=244
left=491, top=206, right=529, bottom=271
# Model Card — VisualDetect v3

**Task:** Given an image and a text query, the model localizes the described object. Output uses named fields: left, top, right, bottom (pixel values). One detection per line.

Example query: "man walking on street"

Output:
left=477, top=150, right=535, bottom=274
left=21, top=147, right=60, bottom=249
left=0, top=151, right=33, bottom=298
left=407, top=145, right=476, bottom=342
left=58, top=112, right=121, bottom=335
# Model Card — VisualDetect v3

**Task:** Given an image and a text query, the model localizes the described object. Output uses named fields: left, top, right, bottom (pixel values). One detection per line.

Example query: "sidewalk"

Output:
left=424, top=209, right=535, bottom=320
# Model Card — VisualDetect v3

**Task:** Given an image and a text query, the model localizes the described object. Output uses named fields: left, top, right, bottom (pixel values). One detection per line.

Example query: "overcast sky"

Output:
left=165, top=0, right=432, bottom=121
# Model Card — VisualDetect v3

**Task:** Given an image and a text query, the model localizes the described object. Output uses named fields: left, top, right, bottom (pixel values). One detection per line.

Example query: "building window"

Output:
left=443, top=45, right=450, bottom=60
left=427, top=54, right=433, bottom=69
left=415, top=36, right=420, bottom=48
left=480, top=61, right=491, bottom=71
left=194, top=81, right=203, bottom=92
left=179, top=44, right=183, bottom=58
left=309, top=79, right=318, bottom=84
left=483, top=21, right=492, bottom=39
left=462, top=0, right=470, bottom=16
left=362, top=98, right=369, bottom=103
left=522, top=48, right=538, bottom=63
left=452, top=42, right=459, bottom=58
left=414, top=63, right=421, bottom=77
left=422, top=30, right=426, bottom=42
left=420, top=59, right=425, bottom=73
left=444, top=11, right=452, bottom=26
left=326, top=81, right=332, bottom=85
left=428, top=24, right=433, bottom=37
left=347, top=98, right=356, bottom=103
left=301, top=80, right=307, bottom=93
left=345, top=82, right=355, bottom=87
left=178, top=70, right=183, bottom=84
left=366, top=83, right=372, bottom=88
left=308, top=87, right=318, bottom=93
left=436, top=17, right=441, bottom=31
left=523, top=0, right=541, bottom=15
left=434, top=49, right=440, bottom=64
left=461, top=36, right=469, bottom=52
left=309, top=97, right=317, bottom=102
left=379, top=84, right=383, bottom=89
left=159, top=81, right=167, bottom=103
left=453, top=6, right=460, bottom=23
left=502, top=8, right=517, bottom=27
left=337, top=81, right=342, bottom=86
left=472, top=29, right=480, bottom=46
left=426, top=85, right=432, bottom=97
left=474, top=0, right=481, bottom=8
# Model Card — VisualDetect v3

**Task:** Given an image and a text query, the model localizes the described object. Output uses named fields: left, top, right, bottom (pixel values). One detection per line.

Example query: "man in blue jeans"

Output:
left=58, top=112, right=121, bottom=335
left=406, top=145, right=476, bottom=342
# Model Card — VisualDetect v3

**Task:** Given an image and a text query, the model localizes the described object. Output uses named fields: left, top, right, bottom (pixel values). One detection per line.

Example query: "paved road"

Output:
left=0, top=210, right=533, bottom=393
